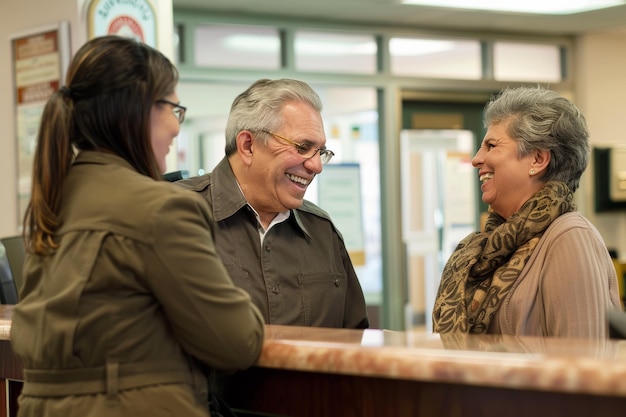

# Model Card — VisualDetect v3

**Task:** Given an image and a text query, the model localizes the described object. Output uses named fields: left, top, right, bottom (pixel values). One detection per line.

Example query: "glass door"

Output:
left=400, top=129, right=476, bottom=331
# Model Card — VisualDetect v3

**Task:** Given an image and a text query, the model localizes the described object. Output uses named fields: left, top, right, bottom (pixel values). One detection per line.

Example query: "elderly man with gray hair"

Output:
left=178, top=78, right=369, bottom=329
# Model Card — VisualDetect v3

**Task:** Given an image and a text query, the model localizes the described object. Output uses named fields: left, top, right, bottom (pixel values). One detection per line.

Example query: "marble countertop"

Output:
left=259, top=324, right=626, bottom=397
left=0, top=305, right=12, bottom=341
left=2, top=305, right=626, bottom=397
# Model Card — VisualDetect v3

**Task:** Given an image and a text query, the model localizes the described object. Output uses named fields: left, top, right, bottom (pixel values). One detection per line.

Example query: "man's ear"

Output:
left=236, top=130, right=255, bottom=165
left=531, top=149, right=551, bottom=175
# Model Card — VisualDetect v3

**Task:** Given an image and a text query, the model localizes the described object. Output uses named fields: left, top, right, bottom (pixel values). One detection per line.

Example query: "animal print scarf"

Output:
left=432, top=181, right=575, bottom=334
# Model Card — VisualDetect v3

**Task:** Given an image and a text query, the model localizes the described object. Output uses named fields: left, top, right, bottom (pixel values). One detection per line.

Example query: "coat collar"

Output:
left=73, top=150, right=135, bottom=171
left=211, top=156, right=312, bottom=239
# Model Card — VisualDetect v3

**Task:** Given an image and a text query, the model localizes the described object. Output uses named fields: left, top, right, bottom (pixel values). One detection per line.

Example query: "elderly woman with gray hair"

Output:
left=433, top=86, right=621, bottom=338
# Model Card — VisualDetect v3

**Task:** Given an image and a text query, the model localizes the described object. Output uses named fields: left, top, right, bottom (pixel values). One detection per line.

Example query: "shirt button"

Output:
left=264, top=243, right=272, bottom=251
left=272, top=285, right=280, bottom=294
left=334, top=279, right=340, bottom=287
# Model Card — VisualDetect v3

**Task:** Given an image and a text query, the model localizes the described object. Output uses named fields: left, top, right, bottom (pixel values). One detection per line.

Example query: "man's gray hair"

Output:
left=224, top=78, right=323, bottom=155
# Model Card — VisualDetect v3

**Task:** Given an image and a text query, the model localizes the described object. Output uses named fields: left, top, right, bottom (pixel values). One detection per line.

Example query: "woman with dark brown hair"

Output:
left=10, top=35, right=264, bottom=417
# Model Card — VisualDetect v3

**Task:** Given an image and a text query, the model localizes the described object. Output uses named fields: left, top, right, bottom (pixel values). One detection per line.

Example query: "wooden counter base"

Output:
left=0, top=341, right=22, bottom=417
left=223, top=367, right=626, bottom=417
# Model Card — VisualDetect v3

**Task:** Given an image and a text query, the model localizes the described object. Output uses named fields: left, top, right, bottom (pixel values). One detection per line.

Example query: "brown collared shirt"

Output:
left=177, top=157, right=369, bottom=328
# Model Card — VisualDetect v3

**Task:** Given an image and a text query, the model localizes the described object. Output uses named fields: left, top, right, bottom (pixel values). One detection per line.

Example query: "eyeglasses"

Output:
left=156, top=99, right=187, bottom=124
left=261, top=130, right=334, bottom=165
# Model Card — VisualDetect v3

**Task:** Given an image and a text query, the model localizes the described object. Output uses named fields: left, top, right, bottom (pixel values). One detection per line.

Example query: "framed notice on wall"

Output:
left=10, top=22, right=71, bottom=230
left=87, top=0, right=157, bottom=47
left=317, top=163, right=366, bottom=266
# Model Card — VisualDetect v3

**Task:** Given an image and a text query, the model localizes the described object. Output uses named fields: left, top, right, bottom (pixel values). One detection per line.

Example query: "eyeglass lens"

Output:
left=262, top=130, right=334, bottom=164
left=157, top=99, right=186, bottom=124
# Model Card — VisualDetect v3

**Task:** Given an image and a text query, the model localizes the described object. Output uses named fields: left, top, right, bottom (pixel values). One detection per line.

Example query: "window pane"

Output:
left=494, top=42, right=562, bottom=82
left=295, top=31, right=376, bottom=74
left=194, top=24, right=280, bottom=70
left=390, top=37, right=481, bottom=79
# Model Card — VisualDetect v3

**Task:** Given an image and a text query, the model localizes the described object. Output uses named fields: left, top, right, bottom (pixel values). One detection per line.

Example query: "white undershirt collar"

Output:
left=248, top=205, right=290, bottom=244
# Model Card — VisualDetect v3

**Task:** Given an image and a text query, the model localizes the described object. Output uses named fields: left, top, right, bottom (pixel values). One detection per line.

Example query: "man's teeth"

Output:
left=480, top=173, right=493, bottom=183
left=287, top=174, right=309, bottom=185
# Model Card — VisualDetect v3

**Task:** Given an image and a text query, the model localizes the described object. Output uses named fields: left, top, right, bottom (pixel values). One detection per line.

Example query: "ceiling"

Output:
left=172, top=0, right=626, bottom=36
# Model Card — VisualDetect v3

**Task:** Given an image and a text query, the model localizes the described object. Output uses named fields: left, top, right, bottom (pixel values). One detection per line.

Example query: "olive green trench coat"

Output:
left=10, top=151, right=264, bottom=416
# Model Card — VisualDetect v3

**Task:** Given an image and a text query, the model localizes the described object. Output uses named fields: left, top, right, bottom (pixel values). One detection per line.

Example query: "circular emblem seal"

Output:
left=108, top=15, right=145, bottom=42
left=88, top=0, right=157, bottom=47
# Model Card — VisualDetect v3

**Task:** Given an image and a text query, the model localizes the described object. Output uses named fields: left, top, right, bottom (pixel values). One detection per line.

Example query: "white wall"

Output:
left=575, top=31, right=626, bottom=258
left=1, top=4, right=625, bottom=258
left=0, top=0, right=173, bottom=238
left=0, top=0, right=84, bottom=238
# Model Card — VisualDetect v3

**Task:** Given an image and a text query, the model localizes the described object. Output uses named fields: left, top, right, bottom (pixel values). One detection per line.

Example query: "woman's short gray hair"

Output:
left=484, top=86, right=589, bottom=192
left=224, top=79, right=323, bottom=155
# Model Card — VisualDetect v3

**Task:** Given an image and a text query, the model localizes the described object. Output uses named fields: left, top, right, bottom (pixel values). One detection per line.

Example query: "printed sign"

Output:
left=14, top=30, right=62, bottom=104
left=317, top=163, right=366, bottom=265
left=87, top=0, right=157, bottom=46
left=10, top=23, right=70, bottom=229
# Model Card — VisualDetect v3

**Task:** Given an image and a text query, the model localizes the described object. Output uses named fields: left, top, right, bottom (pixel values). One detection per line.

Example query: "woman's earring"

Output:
left=529, top=168, right=536, bottom=175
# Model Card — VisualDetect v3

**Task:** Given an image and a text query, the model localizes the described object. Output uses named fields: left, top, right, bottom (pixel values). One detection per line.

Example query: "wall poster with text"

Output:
left=87, top=0, right=157, bottom=47
left=11, top=22, right=71, bottom=230
left=317, top=163, right=366, bottom=266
